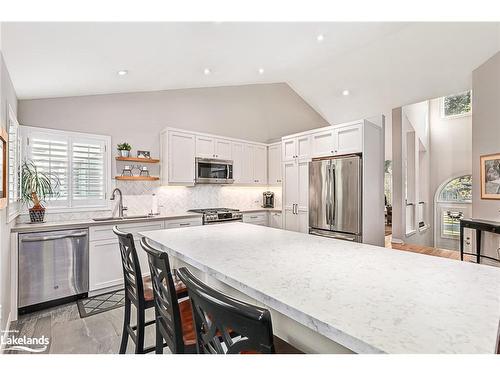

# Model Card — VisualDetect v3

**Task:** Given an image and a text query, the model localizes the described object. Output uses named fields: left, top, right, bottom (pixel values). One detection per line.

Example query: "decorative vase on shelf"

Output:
left=119, top=150, right=130, bottom=158
left=29, top=206, right=46, bottom=223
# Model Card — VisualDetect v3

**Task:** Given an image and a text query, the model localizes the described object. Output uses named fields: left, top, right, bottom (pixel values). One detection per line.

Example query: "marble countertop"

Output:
left=11, top=212, right=203, bottom=233
left=140, top=222, right=500, bottom=354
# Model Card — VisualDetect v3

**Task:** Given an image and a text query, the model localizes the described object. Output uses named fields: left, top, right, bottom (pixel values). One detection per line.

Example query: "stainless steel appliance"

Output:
left=262, top=191, right=274, bottom=208
left=18, top=229, right=89, bottom=311
left=195, top=158, right=234, bottom=184
left=188, top=208, right=242, bottom=225
left=309, top=155, right=362, bottom=242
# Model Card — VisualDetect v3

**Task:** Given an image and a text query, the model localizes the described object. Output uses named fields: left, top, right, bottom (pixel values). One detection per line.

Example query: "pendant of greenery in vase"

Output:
left=21, top=161, right=60, bottom=223
left=117, top=142, right=132, bottom=158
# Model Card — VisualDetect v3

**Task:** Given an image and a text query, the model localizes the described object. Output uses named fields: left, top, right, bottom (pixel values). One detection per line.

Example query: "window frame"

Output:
left=7, top=104, right=21, bottom=222
left=440, top=90, right=472, bottom=119
left=20, top=125, right=112, bottom=213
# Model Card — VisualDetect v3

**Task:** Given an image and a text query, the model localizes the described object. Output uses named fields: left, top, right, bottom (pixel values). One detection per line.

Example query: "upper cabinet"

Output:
left=308, top=122, right=363, bottom=158
left=161, top=129, right=196, bottom=185
left=252, top=145, right=267, bottom=184
left=196, top=136, right=232, bottom=160
left=232, top=143, right=267, bottom=185
left=282, top=135, right=311, bottom=162
left=268, top=142, right=282, bottom=185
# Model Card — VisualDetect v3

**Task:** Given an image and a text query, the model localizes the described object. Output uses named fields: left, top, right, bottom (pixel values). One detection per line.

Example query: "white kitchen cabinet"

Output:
left=164, top=217, right=202, bottom=229
left=282, top=135, right=311, bottom=162
left=334, top=123, right=362, bottom=155
left=162, top=130, right=196, bottom=185
left=196, top=135, right=232, bottom=159
left=195, top=135, right=216, bottom=158
left=311, top=129, right=336, bottom=157
left=253, top=145, right=267, bottom=184
left=282, top=159, right=309, bottom=233
left=89, top=221, right=163, bottom=293
left=243, top=212, right=268, bottom=226
left=268, top=143, right=282, bottom=185
left=269, top=211, right=282, bottom=229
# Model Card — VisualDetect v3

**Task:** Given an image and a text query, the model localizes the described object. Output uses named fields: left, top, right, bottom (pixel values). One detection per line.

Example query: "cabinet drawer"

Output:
left=164, top=217, right=202, bottom=229
left=243, top=212, right=269, bottom=226
left=90, top=221, right=164, bottom=241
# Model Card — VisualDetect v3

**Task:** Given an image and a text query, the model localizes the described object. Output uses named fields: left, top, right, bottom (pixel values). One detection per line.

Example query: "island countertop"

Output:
left=140, top=222, right=500, bottom=354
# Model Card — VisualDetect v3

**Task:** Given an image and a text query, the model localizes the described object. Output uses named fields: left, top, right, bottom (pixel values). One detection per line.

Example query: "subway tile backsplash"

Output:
left=16, top=182, right=282, bottom=223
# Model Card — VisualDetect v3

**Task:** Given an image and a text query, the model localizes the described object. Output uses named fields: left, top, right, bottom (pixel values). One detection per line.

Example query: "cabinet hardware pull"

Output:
left=179, top=223, right=190, bottom=226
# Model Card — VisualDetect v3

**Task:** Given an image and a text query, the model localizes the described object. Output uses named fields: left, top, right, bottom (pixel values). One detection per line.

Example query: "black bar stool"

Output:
left=140, top=237, right=197, bottom=354
left=177, top=267, right=301, bottom=354
left=113, top=226, right=187, bottom=354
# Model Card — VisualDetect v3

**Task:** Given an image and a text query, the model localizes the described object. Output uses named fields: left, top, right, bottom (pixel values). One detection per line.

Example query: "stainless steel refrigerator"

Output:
left=309, top=155, right=362, bottom=242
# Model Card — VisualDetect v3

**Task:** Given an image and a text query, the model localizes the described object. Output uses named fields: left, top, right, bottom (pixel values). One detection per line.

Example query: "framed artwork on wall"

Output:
left=0, top=127, right=8, bottom=209
left=480, top=152, right=500, bottom=200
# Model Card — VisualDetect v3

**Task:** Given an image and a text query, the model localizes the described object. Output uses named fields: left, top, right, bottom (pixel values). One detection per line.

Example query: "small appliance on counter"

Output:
left=262, top=191, right=275, bottom=208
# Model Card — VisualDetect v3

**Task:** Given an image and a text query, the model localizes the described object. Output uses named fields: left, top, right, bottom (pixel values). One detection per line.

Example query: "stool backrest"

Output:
left=140, top=237, right=185, bottom=354
left=177, top=267, right=275, bottom=354
left=113, top=226, right=144, bottom=307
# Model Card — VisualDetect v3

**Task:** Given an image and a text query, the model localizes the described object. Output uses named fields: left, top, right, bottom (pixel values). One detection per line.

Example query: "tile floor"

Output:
left=5, top=301, right=166, bottom=354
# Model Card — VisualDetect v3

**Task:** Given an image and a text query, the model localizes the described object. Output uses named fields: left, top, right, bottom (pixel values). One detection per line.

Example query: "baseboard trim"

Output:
left=0, top=311, right=12, bottom=353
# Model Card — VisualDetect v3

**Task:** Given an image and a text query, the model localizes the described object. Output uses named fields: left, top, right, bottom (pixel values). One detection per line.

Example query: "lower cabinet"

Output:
left=89, top=217, right=202, bottom=293
left=243, top=212, right=269, bottom=226
left=269, top=212, right=282, bottom=229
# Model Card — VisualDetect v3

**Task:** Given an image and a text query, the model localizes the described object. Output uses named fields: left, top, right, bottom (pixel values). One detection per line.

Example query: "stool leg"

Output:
left=119, top=298, right=131, bottom=354
left=135, top=306, right=145, bottom=354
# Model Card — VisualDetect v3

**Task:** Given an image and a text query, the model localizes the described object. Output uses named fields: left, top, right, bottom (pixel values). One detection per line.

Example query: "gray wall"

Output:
left=0, top=52, right=18, bottom=333
left=472, top=51, right=500, bottom=262
left=18, top=83, right=328, bottom=154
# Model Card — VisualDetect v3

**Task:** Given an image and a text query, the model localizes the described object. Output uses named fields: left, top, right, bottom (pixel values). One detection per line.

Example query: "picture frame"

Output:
left=0, top=128, right=8, bottom=209
left=480, top=152, right=500, bottom=200
left=137, top=150, right=151, bottom=159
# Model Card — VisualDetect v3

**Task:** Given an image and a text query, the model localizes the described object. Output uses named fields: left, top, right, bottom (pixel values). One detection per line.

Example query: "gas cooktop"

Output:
left=188, top=208, right=242, bottom=224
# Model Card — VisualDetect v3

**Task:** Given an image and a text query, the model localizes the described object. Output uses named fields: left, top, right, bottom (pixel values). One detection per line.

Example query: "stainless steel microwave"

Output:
left=195, top=158, right=234, bottom=184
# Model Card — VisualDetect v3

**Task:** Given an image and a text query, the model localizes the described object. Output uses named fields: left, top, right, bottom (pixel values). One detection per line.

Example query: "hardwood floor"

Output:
left=385, top=234, right=476, bottom=262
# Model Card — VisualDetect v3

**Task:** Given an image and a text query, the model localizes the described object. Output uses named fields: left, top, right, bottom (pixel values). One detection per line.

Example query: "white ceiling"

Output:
left=2, top=22, right=500, bottom=125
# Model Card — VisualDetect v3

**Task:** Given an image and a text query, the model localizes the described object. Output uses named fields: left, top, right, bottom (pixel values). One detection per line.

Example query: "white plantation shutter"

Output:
left=29, top=132, right=69, bottom=206
left=22, top=126, right=110, bottom=209
left=72, top=139, right=106, bottom=205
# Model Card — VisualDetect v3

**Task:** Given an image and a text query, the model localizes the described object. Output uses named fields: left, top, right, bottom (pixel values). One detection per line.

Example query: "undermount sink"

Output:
left=92, top=215, right=151, bottom=222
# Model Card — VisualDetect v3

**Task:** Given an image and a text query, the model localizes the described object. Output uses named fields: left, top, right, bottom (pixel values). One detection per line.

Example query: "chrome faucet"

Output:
left=110, top=188, right=127, bottom=218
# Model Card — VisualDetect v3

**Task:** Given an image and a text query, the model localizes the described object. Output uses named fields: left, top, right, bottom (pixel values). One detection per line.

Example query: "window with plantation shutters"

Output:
left=21, top=126, right=110, bottom=210
left=7, top=105, right=21, bottom=221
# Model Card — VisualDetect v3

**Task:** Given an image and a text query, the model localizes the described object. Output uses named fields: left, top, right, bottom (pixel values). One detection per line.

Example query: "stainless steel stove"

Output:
left=188, top=208, right=243, bottom=225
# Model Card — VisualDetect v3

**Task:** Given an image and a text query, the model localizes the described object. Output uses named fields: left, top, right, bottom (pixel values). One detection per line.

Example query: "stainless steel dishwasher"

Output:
left=18, top=228, right=89, bottom=311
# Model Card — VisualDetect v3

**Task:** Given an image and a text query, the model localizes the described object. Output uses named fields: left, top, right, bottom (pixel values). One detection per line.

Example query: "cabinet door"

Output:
left=168, top=131, right=195, bottom=184
left=268, top=143, right=282, bottom=185
left=311, top=129, right=335, bottom=158
left=253, top=145, right=267, bottom=184
left=282, top=138, right=296, bottom=162
left=334, top=124, right=362, bottom=155
left=195, top=135, right=215, bottom=158
left=269, top=212, right=282, bottom=229
left=241, top=144, right=254, bottom=184
left=298, top=210, right=309, bottom=233
left=89, top=239, right=123, bottom=292
left=297, top=160, right=309, bottom=212
left=283, top=161, right=298, bottom=231
left=232, top=142, right=244, bottom=183
left=296, top=135, right=311, bottom=160
left=215, top=138, right=232, bottom=160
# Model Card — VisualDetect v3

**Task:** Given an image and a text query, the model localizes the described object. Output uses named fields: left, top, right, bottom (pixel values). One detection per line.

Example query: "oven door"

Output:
left=196, top=158, right=234, bottom=184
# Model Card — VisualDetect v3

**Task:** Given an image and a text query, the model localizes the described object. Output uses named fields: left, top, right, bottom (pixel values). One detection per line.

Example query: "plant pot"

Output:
left=29, top=206, right=46, bottom=223
left=119, top=150, right=130, bottom=158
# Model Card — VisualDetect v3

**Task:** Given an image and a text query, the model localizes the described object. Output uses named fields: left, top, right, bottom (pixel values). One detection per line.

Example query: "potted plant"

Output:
left=21, top=161, right=60, bottom=223
left=117, top=142, right=132, bottom=158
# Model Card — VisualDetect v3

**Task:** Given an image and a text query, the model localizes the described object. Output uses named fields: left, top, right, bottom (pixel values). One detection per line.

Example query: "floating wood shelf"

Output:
left=115, top=157, right=160, bottom=164
left=115, top=176, right=160, bottom=181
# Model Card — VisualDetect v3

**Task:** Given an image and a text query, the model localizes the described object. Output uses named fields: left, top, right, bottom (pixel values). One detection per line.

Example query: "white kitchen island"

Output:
left=140, top=222, right=500, bottom=354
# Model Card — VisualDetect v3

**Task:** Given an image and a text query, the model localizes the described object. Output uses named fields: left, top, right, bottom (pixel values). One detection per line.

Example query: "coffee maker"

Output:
left=262, top=191, right=274, bottom=208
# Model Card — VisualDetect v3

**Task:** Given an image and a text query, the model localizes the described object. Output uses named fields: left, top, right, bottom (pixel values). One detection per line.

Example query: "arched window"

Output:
left=438, top=175, right=472, bottom=203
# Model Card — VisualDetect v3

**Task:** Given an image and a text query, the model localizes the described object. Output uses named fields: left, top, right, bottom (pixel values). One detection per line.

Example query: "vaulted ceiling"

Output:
left=2, top=22, right=500, bottom=126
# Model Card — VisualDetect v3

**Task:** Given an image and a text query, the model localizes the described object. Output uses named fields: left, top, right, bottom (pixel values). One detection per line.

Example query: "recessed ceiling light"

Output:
left=316, top=34, right=325, bottom=42
left=203, top=68, right=211, bottom=75
left=342, top=89, right=350, bottom=96
left=258, top=68, right=264, bottom=75
left=117, top=70, right=128, bottom=76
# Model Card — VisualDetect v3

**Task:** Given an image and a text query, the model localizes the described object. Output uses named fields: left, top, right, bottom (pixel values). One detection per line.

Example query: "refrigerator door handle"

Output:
left=325, top=164, right=330, bottom=225
left=331, top=164, right=336, bottom=225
